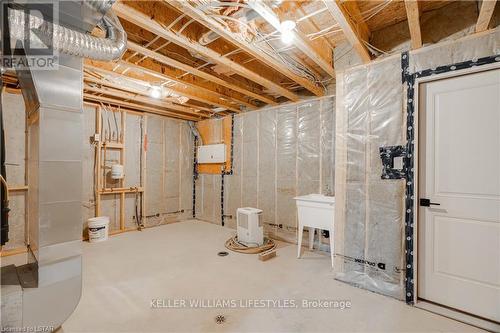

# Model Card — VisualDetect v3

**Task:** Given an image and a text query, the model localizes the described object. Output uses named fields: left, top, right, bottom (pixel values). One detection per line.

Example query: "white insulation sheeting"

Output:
left=2, top=92, right=26, bottom=250
left=197, top=96, right=335, bottom=243
left=144, top=116, right=193, bottom=227
left=334, top=28, right=500, bottom=300
left=335, top=55, right=405, bottom=299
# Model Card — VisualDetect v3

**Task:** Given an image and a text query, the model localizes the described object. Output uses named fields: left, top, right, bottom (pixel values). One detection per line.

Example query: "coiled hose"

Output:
left=225, top=235, right=276, bottom=254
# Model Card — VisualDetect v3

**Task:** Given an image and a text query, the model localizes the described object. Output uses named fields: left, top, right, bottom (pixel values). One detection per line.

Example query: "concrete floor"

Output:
left=3, top=220, right=484, bottom=332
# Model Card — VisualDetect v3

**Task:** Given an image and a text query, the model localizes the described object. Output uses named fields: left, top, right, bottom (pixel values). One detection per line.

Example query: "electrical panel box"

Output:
left=197, top=144, right=226, bottom=164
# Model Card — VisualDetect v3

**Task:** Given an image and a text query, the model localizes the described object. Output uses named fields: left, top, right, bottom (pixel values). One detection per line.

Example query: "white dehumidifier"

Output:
left=236, top=207, right=264, bottom=246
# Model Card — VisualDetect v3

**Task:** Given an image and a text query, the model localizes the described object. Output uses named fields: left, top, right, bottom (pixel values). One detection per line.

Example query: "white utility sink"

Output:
left=294, top=194, right=335, bottom=267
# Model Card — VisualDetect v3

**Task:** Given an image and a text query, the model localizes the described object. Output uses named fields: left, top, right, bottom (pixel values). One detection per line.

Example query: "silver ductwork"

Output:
left=7, top=1, right=126, bottom=61
left=1, top=0, right=124, bottom=330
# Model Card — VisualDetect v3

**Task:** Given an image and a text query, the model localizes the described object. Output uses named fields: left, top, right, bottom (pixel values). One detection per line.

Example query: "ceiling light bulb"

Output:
left=280, top=20, right=296, bottom=32
left=281, top=31, right=294, bottom=44
left=149, top=85, right=162, bottom=99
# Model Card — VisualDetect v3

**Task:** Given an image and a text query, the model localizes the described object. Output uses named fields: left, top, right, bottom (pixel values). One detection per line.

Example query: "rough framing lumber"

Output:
left=323, top=0, right=371, bottom=63
left=405, top=0, right=422, bottom=49
left=196, top=116, right=233, bottom=174
left=87, top=59, right=241, bottom=113
left=127, top=41, right=278, bottom=106
left=247, top=0, right=335, bottom=79
left=476, top=0, right=497, bottom=32
left=84, top=94, right=202, bottom=121
left=168, top=0, right=326, bottom=95
left=113, top=2, right=300, bottom=101
left=84, top=85, right=206, bottom=118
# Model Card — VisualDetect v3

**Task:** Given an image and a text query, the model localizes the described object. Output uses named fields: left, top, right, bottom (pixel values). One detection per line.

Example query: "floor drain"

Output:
left=215, top=314, right=226, bottom=324
left=217, top=251, right=229, bottom=257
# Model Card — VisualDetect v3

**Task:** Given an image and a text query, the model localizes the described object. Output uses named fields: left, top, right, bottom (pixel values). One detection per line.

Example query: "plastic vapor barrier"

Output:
left=334, top=27, right=500, bottom=300
left=145, top=116, right=193, bottom=227
left=335, top=55, right=406, bottom=299
left=196, top=96, right=335, bottom=244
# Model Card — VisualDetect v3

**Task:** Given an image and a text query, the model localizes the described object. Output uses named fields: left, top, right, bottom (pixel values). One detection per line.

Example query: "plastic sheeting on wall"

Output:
left=196, top=96, right=335, bottom=244
left=145, top=116, right=193, bottom=227
left=1, top=92, right=27, bottom=250
left=334, top=27, right=500, bottom=300
left=335, top=54, right=406, bottom=300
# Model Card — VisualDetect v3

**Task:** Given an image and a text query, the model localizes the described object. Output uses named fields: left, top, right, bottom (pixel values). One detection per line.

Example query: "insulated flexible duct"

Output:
left=7, top=3, right=126, bottom=61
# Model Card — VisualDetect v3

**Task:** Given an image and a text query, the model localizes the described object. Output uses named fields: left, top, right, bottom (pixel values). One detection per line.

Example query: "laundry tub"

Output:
left=294, top=194, right=335, bottom=267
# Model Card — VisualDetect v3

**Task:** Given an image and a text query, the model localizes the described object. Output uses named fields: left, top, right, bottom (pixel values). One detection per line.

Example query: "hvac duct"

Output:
left=1, top=0, right=124, bottom=330
left=7, top=2, right=126, bottom=61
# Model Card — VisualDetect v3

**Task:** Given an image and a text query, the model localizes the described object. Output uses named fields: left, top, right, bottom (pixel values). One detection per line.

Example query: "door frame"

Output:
left=413, top=62, right=500, bottom=331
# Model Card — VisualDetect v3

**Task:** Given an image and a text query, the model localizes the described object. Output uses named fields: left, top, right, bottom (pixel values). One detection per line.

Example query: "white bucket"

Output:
left=88, top=216, right=110, bottom=243
left=111, top=164, right=124, bottom=179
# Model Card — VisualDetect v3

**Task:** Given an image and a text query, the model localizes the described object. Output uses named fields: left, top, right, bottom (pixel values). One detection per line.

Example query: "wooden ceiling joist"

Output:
left=86, top=59, right=241, bottom=113
left=167, top=0, right=326, bottom=96
left=247, top=0, right=335, bottom=79
left=84, top=94, right=202, bottom=121
left=322, top=0, right=371, bottom=63
left=112, top=2, right=301, bottom=102
left=84, top=84, right=206, bottom=118
left=126, top=41, right=277, bottom=106
left=404, top=0, right=422, bottom=49
left=476, top=0, right=497, bottom=32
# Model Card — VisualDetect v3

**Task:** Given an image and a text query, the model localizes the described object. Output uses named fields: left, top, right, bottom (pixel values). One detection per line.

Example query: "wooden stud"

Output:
left=84, top=94, right=204, bottom=121
left=247, top=0, right=335, bottom=79
left=323, top=0, right=371, bottom=63
left=405, top=0, right=423, bottom=49
left=113, top=2, right=300, bottom=101
left=258, top=249, right=277, bottom=261
left=476, top=0, right=497, bottom=32
left=7, top=185, right=28, bottom=191
left=168, top=0, right=326, bottom=95
left=86, top=60, right=241, bottom=113
left=85, top=84, right=205, bottom=117
left=127, top=41, right=277, bottom=106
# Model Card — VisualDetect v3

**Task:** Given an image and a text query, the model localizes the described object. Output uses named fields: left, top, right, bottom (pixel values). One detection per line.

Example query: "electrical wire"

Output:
left=225, top=235, right=276, bottom=254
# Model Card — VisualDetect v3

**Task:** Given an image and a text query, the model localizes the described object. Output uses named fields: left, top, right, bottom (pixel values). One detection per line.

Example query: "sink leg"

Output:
left=297, top=225, right=303, bottom=258
left=308, top=227, right=315, bottom=250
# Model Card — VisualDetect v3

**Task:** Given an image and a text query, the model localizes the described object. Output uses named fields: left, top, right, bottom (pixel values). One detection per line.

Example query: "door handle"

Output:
left=419, top=198, right=440, bottom=207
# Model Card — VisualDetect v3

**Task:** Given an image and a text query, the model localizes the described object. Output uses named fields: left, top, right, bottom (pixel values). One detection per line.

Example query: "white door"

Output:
left=418, top=68, right=500, bottom=323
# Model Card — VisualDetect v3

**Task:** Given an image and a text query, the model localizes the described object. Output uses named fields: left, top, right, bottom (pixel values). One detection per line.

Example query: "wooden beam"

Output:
left=119, top=53, right=257, bottom=110
left=84, top=94, right=202, bottom=121
left=127, top=41, right=277, bottom=105
left=85, top=75, right=181, bottom=104
left=84, top=65, right=214, bottom=113
left=405, top=0, right=422, bottom=49
left=167, top=0, right=325, bottom=95
left=87, top=59, right=241, bottom=113
left=113, top=2, right=300, bottom=101
left=323, top=0, right=371, bottom=63
left=476, top=0, right=497, bottom=32
left=247, top=0, right=335, bottom=79
left=84, top=85, right=206, bottom=117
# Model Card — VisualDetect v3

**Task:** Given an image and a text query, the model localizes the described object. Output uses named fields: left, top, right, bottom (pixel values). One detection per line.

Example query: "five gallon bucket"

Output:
left=88, top=216, right=110, bottom=243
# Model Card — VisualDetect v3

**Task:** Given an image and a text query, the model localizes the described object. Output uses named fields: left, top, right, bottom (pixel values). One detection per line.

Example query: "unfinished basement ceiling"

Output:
left=3, top=1, right=499, bottom=120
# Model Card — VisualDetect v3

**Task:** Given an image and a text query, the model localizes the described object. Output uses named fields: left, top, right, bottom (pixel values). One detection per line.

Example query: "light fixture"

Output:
left=149, top=85, right=162, bottom=99
left=280, top=20, right=296, bottom=44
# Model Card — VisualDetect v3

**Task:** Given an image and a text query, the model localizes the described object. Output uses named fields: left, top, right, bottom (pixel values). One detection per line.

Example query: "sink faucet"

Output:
left=325, top=184, right=334, bottom=196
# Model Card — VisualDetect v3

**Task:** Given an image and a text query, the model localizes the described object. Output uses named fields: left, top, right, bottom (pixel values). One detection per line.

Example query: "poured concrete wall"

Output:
left=1, top=94, right=193, bottom=249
